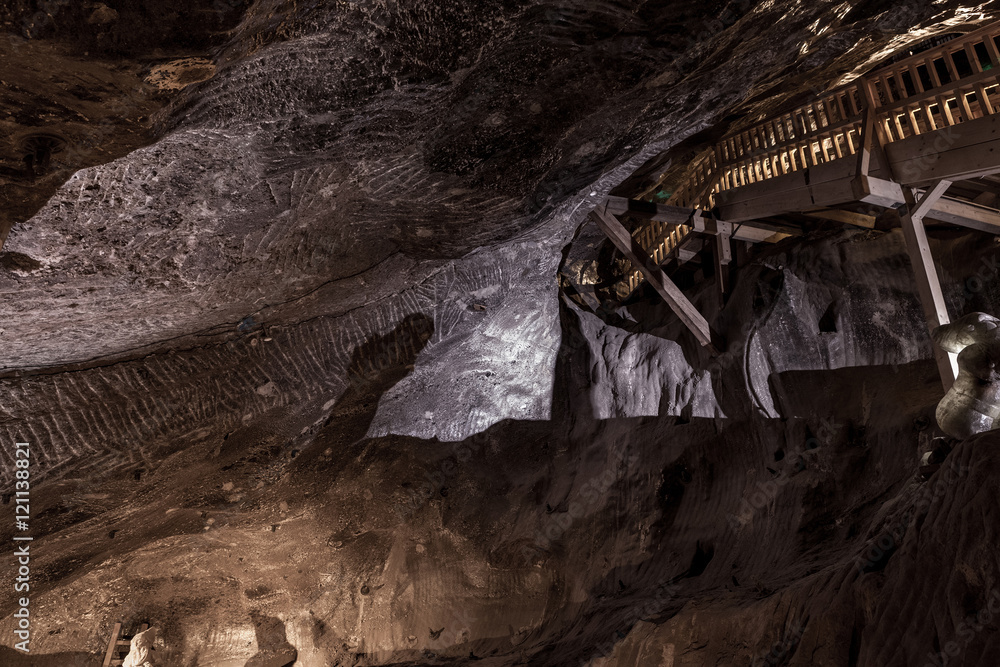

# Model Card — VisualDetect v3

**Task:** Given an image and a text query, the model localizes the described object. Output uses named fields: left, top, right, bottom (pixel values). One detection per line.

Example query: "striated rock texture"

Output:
left=3, top=1, right=1000, bottom=666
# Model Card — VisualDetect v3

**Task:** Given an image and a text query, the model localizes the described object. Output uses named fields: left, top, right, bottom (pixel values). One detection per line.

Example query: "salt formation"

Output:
left=121, top=627, right=156, bottom=667
left=934, top=312, right=1000, bottom=439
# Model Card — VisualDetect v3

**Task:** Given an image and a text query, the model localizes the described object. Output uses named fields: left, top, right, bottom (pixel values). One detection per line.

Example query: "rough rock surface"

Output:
left=3, top=1, right=1000, bottom=666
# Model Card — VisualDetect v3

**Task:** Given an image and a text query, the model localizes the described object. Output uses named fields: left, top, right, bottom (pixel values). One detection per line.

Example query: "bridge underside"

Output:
left=590, top=113, right=1000, bottom=393
left=714, top=113, right=1000, bottom=234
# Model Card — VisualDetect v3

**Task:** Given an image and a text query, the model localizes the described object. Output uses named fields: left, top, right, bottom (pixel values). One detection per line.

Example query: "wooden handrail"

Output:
left=622, top=20, right=1000, bottom=293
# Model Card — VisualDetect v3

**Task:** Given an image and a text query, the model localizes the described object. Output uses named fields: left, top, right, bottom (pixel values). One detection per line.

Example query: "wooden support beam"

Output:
left=899, top=181, right=956, bottom=390
left=715, top=222, right=733, bottom=297
left=604, top=196, right=696, bottom=223
left=716, top=222, right=733, bottom=265
left=103, top=623, right=123, bottom=667
left=731, top=226, right=792, bottom=243
left=851, top=175, right=906, bottom=208
left=857, top=105, right=877, bottom=177
left=593, top=204, right=718, bottom=352
left=925, top=195, right=1000, bottom=233
left=802, top=208, right=877, bottom=228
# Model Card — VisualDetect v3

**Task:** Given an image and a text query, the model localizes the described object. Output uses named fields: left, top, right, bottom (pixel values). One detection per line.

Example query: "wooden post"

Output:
left=103, top=623, right=123, bottom=667
left=593, top=204, right=719, bottom=353
left=900, top=180, right=957, bottom=390
left=715, top=221, right=733, bottom=296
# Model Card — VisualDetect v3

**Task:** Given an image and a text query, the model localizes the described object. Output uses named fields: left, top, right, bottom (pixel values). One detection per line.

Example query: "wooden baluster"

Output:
left=892, top=108, right=907, bottom=140
left=893, top=68, right=919, bottom=135
left=958, top=88, right=976, bottom=122
left=766, top=120, right=779, bottom=149
left=775, top=118, right=790, bottom=172
left=908, top=63, right=937, bottom=131
left=907, top=62, right=925, bottom=94
left=743, top=135, right=757, bottom=182
left=936, top=95, right=955, bottom=126
left=795, top=109, right=808, bottom=136
left=817, top=133, right=831, bottom=162
left=798, top=142, right=810, bottom=169
left=942, top=43, right=974, bottom=121
left=861, top=76, right=891, bottom=148
left=984, top=32, right=1000, bottom=69
left=831, top=130, right=844, bottom=159
left=894, top=68, right=910, bottom=100
left=926, top=55, right=944, bottom=87
left=834, top=93, right=849, bottom=124
left=846, top=85, right=862, bottom=116
left=879, top=73, right=896, bottom=105
left=906, top=104, right=922, bottom=135
left=734, top=145, right=747, bottom=184
left=924, top=56, right=955, bottom=127
left=944, top=48, right=961, bottom=84
left=983, top=32, right=1000, bottom=93
left=770, top=124, right=785, bottom=175
left=967, top=41, right=996, bottom=116
left=966, top=40, right=985, bottom=74
left=868, top=77, right=893, bottom=141
left=814, top=103, right=826, bottom=130
left=756, top=128, right=770, bottom=178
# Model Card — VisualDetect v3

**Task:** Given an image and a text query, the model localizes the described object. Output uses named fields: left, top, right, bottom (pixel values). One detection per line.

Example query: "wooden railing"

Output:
left=626, top=220, right=693, bottom=293
left=622, top=20, right=1000, bottom=294
left=707, top=81, right=867, bottom=204
left=678, top=20, right=1000, bottom=210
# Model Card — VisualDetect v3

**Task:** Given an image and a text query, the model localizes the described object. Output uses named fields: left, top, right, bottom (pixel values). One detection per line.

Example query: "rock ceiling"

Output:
left=2, top=1, right=1000, bottom=666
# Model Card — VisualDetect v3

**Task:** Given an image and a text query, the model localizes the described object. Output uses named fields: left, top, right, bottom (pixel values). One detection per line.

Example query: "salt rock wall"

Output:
left=2, top=0, right=1000, bottom=666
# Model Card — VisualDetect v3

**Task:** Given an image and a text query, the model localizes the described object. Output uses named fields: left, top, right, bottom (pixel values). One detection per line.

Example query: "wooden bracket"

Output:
left=593, top=203, right=719, bottom=353
left=899, top=181, right=957, bottom=390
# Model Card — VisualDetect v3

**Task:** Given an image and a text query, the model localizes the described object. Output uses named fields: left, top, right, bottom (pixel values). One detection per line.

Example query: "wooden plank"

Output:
left=900, top=183, right=956, bottom=390
left=853, top=175, right=907, bottom=208
left=886, top=112, right=1000, bottom=185
left=604, top=196, right=697, bottom=223
left=803, top=208, right=877, bottom=228
left=732, top=226, right=792, bottom=243
left=716, top=175, right=860, bottom=222
left=714, top=152, right=862, bottom=206
left=593, top=205, right=717, bottom=350
left=103, top=623, right=122, bottom=667
left=926, top=195, right=1000, bottom=233
left=716, top=228, right=732, bottom=296
left=912, top=180, right=953, bottom=219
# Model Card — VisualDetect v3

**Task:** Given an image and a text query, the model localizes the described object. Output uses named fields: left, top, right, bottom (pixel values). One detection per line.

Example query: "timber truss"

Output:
left=592, top=20, right=1000, bottom=389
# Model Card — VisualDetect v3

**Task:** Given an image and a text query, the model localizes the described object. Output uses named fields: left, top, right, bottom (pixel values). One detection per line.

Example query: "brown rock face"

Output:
left=2, top=1, right=1000, bottom=666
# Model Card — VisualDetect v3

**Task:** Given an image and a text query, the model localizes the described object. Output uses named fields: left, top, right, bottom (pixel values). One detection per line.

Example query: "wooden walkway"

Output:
left=595, top=20, right=1000, bottom=387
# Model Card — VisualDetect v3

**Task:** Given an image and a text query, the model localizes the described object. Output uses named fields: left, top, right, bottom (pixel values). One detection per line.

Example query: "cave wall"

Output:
left=3, top=1, right=1000, bottom=666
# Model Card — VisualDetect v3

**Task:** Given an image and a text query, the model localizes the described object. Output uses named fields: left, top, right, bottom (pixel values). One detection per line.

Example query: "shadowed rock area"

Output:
left=3, top=1, right=1000, bottom=666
